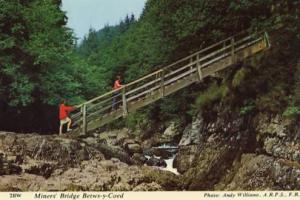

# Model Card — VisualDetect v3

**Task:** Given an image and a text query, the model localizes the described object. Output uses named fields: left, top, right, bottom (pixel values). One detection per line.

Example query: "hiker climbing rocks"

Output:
left=112, top=75, right=123, bottom=110
left=59, top=99, right=75, bottom=135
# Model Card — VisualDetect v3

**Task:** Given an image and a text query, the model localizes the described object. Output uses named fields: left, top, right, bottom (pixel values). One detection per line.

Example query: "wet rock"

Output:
left=143, top=148, right=154, bottom=157
left=146, top=157, right=167, bottom=167
left=152, top=148, right=173, bottom=159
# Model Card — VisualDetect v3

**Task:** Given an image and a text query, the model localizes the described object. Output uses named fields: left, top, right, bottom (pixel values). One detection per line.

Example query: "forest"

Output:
left=0, top=0, right=299, bottom=133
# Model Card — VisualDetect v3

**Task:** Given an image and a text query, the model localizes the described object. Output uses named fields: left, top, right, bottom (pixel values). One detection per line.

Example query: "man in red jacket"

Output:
left=59, top=99, right=75, bottom=135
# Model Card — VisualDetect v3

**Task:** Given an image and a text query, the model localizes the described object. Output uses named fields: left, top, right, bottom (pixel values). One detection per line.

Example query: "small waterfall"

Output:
left=161, top=155, right=179, bottom=175
left=147, top=143, right=179, bottom=175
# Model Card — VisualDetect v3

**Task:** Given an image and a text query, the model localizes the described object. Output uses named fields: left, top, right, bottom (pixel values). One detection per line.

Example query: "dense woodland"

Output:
left=0, top=0, right=299, bottom=133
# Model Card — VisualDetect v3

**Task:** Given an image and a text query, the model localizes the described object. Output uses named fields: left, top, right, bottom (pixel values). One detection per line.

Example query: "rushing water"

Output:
left=146, top=143, right=180, bottom=175
left=160, top=155, right=179, bottom=175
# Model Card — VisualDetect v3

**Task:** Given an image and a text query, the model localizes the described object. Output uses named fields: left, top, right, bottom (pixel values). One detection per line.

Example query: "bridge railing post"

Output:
left=231, top=37, right=235, bottom=62
left=122, top=86, right=128, bottom=116
left=189, top=54, right=194, bottom=75
left=81, top=103, right=87, bottom=135
left=264, top=32, right=271, bottom=48
left=196, top=53, right=203, bottom=82
left=160, top=69, right=165, bottom=97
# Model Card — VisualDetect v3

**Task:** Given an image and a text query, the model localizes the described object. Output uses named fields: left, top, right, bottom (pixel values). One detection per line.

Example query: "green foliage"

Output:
left=283, top=106, right=300, bottom=117
left=232, top=67, right=248, bottom=88
left=0, top=0, right=105, bottom=108
left=256, top=85, right=289, bottom=113
left=0, top=0, right=78, bottom=106
left=125, top=112, right=147, bottom=131
left=195, top=83, right=228, bottom=109
left=240, top=101, right=255, bottom=115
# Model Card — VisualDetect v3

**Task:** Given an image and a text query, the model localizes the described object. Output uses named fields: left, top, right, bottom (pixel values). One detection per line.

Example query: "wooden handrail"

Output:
left=76, top=32, right=257, bottom=108
left=71, top=31, right=269, bottom=134
left=125, top=69, right=163, bottom=88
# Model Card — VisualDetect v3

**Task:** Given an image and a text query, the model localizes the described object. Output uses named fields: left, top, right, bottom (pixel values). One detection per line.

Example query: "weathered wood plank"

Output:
left=125, top=76, right=161, bottom=96
left=87, top=109, right=123, bottom=132
left=125, top=69, right=162, bottom=88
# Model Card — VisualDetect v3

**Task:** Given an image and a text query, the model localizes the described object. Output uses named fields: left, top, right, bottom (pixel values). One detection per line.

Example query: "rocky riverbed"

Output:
left=0, top=107, right=299, bottom=191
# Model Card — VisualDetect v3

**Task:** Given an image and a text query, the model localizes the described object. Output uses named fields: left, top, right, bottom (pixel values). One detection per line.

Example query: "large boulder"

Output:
left=123, top=139, right=142, bottom=154
left=173, top=145, right=200, bottom=174
left=142, top=168, right=182, bottom=190
left=160, top=122, right=181, bottom=143
left=98, top=128, right=130, bottom=146
left=126, top=143, right=142, bottom=154
left=94, top=143, right=133, bottom=164
left=179, top=113, right=203, bottom=146
left=152, top=148, right=173, bottom=159
left=146, top=157, right=167, bottom=168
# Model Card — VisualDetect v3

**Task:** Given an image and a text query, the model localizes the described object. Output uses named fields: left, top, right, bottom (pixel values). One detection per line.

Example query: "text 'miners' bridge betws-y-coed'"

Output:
left=70, top=31, right=271, bottom=135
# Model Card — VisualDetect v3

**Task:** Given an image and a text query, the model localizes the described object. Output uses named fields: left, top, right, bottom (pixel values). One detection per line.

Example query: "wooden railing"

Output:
left=70, top=31, right=270, bottom=134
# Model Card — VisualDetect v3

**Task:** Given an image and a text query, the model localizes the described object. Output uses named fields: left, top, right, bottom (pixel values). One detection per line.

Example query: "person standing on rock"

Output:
left=59, top=99, right=76, bottom=135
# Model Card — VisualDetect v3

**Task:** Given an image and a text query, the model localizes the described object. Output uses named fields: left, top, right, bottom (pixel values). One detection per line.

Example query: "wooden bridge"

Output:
left=70, top=31, right=270, bottom=135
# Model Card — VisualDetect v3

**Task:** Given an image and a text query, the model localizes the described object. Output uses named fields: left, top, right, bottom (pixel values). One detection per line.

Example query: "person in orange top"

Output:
left=114, top=75, right=122, bottom=90
left=59, top=99, right=75, bottom=135
left=112, top=75, right=123, bottom=110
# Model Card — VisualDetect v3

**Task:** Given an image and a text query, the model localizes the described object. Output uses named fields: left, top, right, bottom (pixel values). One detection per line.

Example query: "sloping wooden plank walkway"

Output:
left=70, top=31, right=270, bottom=135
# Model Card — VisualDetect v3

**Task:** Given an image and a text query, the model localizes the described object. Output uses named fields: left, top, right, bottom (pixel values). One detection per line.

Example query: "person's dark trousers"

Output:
left=112, top=91, right=120, bottom=110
